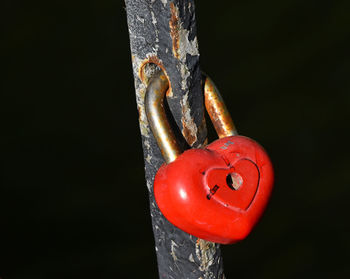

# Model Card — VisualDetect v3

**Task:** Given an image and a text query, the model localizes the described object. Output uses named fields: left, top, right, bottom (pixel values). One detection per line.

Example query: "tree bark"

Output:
left=124, top=1, right=225, bottom=278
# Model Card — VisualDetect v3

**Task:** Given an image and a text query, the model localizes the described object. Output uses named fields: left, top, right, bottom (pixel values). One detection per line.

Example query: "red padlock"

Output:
left=145, top=71, right=274, bottom=244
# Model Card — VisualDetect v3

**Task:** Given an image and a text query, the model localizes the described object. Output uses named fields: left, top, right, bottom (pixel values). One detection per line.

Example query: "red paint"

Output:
left=154, top=135, right=274, bottom=244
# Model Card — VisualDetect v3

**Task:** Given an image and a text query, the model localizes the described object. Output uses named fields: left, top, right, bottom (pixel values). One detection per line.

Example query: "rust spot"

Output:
left=181, top=107, right=197, bottom=146
left=204, top=76, right=237, bottom=138
left=182, top=122, right=196, bottom=146
left=138, top=56, right=173, bottom=97
left=139, top=55, right=163, bottom=83
left=169, top=2, right=180, bottom=59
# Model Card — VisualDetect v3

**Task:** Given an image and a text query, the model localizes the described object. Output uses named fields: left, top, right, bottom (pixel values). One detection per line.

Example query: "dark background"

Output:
left=2, top=0, right=349, bottom=278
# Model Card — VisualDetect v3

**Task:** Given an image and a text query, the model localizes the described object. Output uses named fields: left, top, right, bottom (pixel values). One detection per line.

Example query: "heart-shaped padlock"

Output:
left=145, top=71, right=274, bottom=244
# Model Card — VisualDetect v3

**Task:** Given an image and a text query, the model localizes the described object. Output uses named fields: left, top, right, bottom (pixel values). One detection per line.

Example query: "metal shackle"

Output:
left=145, top=71, right=237, bottom=164
left=203, top=74, right=238, bottom=139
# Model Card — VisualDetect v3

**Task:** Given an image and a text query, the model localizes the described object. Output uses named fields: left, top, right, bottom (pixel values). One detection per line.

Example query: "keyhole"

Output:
left=226, top=172, right=243, bottom=190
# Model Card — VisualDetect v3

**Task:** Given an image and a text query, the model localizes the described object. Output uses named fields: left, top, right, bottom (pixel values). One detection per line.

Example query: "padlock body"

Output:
left=154, top=135, right=274, bottom=244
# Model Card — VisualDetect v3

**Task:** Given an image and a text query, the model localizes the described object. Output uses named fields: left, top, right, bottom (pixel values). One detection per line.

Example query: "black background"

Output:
left=2, top=0, right=350, bottom=278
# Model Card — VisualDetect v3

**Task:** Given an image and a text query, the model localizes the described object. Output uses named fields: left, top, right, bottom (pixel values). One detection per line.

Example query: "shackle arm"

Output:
left=204, top=75, right=238, bottom=138
left=145, top=71, right=238, bottom=164
left=145, top=71, right=183, bottom=164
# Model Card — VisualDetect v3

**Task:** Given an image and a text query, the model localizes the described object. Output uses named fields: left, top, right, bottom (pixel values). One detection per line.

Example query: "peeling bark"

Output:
left=124, top=1, right=225, bottom=278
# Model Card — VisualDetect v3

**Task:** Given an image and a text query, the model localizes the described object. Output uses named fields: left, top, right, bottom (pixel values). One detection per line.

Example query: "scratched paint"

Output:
left=125, top=0, right=224, bottom=278
left=169, top=2, right=200, bottom=147
left=181, top=92, right=198, bottom=146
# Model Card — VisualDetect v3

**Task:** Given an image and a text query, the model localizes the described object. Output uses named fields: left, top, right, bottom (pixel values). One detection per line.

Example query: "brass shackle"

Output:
left=145, top=71, right=237, bottom=164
